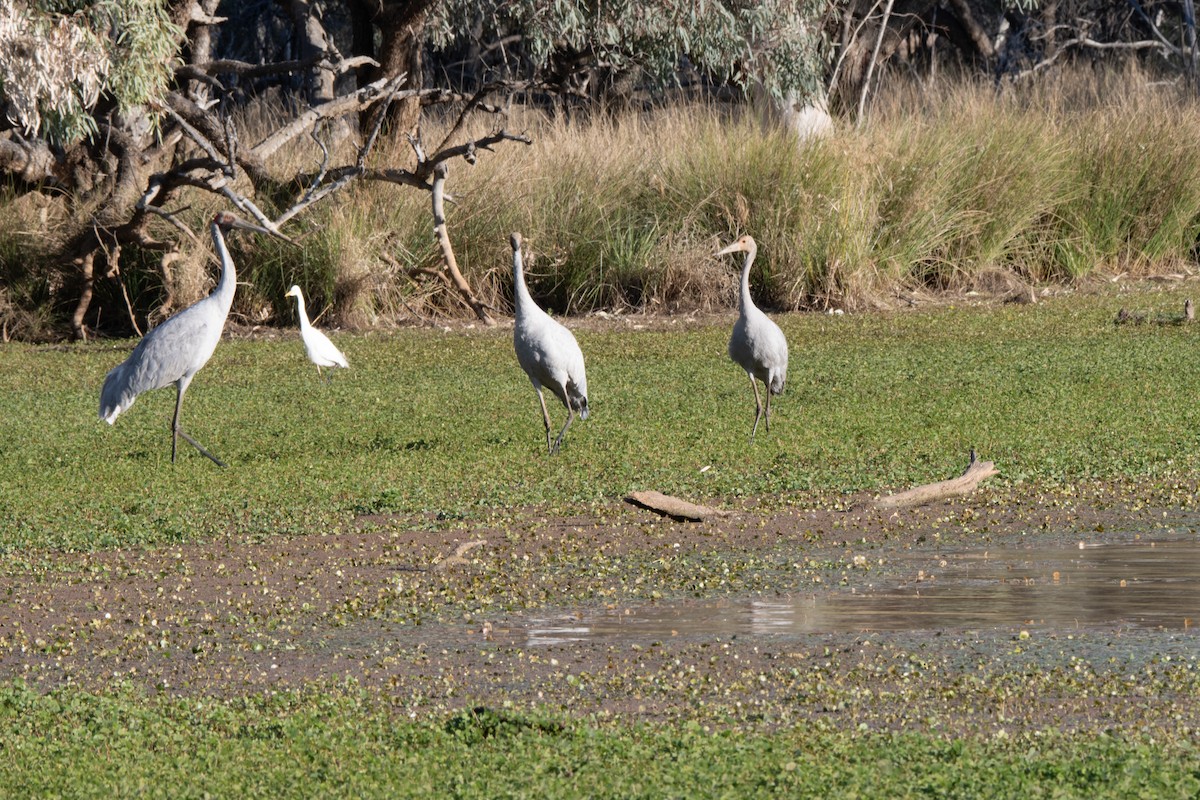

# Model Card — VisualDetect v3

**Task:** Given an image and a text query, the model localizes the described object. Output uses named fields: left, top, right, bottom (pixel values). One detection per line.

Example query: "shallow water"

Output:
left=520, top=537, right=1200, bottom=645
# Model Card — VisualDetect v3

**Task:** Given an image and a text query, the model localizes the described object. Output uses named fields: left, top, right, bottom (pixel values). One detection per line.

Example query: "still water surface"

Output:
left=521, top=537, right=1200, bottom=645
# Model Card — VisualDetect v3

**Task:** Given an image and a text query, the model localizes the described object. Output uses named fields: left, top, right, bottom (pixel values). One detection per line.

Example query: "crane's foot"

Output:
left=177, top=430, right=228, bottom=468
left=749, top=405, right=763, bottom=443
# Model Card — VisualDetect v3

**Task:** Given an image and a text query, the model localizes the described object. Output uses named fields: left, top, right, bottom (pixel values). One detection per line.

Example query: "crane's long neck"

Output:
left=513, top=247, right=535, bottom=318
left=210, top=222, right=237, bottom=316
left=739, top=245, right=758, bottom=314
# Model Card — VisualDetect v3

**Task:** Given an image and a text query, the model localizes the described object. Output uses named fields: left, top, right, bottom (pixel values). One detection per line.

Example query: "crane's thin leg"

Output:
left=535, top=386, right=553, bottom=454
left=171, top=385, right=184, bottom=463
left=316, top=365, right=323, bottom=382
left=764, top=385, right=772, bottom=433
left=170, top=383, right=227, bottom=468
left=551, top=408, right=576, bottom=455
left=748, top=373, right=763, bottom=443
left=177, top=431, right=228, bottom=468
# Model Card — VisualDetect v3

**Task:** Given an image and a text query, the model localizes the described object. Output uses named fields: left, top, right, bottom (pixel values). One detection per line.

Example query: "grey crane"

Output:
left=511, top=232, right=589, bottom=454
left=99, top=212, right=277, bottom=466
left=717, top=234, right=789, bottom=441
left=284, top=285, right=349, bottom=380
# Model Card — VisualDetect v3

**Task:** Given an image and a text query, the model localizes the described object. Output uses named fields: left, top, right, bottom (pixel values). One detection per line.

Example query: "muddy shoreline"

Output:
left=1, top=482, right=1197, bottom=734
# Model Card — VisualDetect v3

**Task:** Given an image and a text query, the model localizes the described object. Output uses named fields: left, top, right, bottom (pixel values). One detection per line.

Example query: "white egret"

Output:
left=284, top=284, right=349, bottom=380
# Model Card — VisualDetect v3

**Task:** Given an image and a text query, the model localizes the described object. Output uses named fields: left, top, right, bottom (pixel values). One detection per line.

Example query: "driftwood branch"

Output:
left=625, top=491, right=730, bottom=522
left=433, top=539, right=488, bottom=572
left=871, top=451, right=998, bottom=510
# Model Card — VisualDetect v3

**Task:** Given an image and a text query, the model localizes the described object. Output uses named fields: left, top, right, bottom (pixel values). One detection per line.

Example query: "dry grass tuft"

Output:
left=17, top=65, right=1200, bottom=337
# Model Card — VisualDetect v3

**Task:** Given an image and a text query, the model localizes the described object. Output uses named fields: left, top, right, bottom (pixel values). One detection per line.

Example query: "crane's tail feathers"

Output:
left=769, top=376, right=786, bottom=396
left=99, top=365, right=137, bottom=424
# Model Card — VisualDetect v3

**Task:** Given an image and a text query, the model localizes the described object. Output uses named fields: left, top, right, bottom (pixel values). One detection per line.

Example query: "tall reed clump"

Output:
left=1048, top=106, right=1200, bottom=279
left=56, top=68, right=1200, bottom=336
left=865, top=83, right=1077, bottom=293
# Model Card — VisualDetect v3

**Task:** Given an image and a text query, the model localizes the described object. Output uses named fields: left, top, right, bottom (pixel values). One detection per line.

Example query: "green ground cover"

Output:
left=2, top=286, right=1198, bottom=552
left=0, top=684, right=1195, bottom=799
left=2, top=287, right=1199, bottom=797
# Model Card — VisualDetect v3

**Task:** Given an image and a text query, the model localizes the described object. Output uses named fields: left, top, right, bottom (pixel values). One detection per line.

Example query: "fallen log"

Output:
left=872, top=450, right=998, bottom=510
left=433, top=539, right=487, bottom=572
left=624, top=491, right=729, bottom=522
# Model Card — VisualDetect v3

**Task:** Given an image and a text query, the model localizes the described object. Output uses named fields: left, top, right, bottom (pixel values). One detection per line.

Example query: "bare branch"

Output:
left=252, top=73, right=410, bottom=162
left=431, top=162, right=495, bottom=326
left=141, top=205, right=201, bottom=244
left=177, top=55, right=379, bottom=82
left=1014, top=37, right=1173, bottom=80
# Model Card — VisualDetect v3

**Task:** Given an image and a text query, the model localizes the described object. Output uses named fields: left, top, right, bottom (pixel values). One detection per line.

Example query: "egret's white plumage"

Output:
left=284, top=284, right=348, bottom=380
left=99, top=212, right=277, bottom=466
left=511, top=232, right=589, bottom=454
left=717, top=234, right=789, bottom=441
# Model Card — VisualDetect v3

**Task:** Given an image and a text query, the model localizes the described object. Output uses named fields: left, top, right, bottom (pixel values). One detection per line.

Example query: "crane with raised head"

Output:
left=717, top=234, right=789, bottom=442
left=511, top=232, right=589, bottom=454
left=99, top=212, right=280, bottom=466
left=284, top=285, right=349, bottom=380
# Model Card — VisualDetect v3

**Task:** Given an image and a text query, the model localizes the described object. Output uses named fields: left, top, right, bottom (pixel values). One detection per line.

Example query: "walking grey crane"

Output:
left=717, top=234, right=789, bottom=442
left=284, top=285, right=349, bottom=380
left=511, top=232, right=589, bottom=454
left=99, top=212, right=278, bottom=466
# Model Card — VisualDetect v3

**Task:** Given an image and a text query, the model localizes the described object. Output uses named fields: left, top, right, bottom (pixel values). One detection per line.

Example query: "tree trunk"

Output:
left=351, top=0, right=437, bottom=137
left=172, top=0, right=224, bottom=104
left=277, top=0, right=336, bottom=105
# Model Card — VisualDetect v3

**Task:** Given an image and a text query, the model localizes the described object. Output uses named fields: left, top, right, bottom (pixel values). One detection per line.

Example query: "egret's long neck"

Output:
left=210, top=223, right=237, bottom=315
left=513, top=249, right=534, bottom=317
left=739, top=246, right=758, bottom=313
left=293, top=294, right=312, bottom=329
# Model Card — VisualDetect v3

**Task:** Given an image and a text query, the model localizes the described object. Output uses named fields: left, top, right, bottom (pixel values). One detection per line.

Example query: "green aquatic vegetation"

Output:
left=0, top=683, right=1195, bottom=799
left=1, top=287, right=1199, bottom=551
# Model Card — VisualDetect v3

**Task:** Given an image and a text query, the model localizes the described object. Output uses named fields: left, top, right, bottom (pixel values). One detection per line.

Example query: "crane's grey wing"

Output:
left=729, top=309, right=788, bottom=391
left=515, top=313, right=588, bottom=415
left=99, top=304, right=223, bottom=423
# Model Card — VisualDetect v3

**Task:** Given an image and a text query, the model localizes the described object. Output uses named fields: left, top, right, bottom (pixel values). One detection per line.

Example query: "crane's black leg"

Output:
left=171, top=382, right=226, bottom=467
left=551, top=408, right=575, bottom=455
left=171, top=385, right=184, bottom=463
left=748, top=374, right=763, bottom=443
left=177, top=431, right=227, bottom=468
left=764, top=385, right=772, bottom=433
left=535, top=387, right=553, bottom=454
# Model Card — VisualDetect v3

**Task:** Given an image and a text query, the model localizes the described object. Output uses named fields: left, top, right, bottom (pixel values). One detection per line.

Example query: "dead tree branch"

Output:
left=431, top=162, right=495, bottom=326
left=625, top=490, right=730, bottom=522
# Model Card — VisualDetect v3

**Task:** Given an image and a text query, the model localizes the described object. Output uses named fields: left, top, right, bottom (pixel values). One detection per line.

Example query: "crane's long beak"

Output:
left=715, top=242, right=742, bottom=257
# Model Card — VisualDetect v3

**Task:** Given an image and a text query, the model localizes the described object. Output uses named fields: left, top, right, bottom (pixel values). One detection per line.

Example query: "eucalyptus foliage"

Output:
left=0, top=0, right=177, bottom=145
left=428, top=0, right=829, bottom=103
